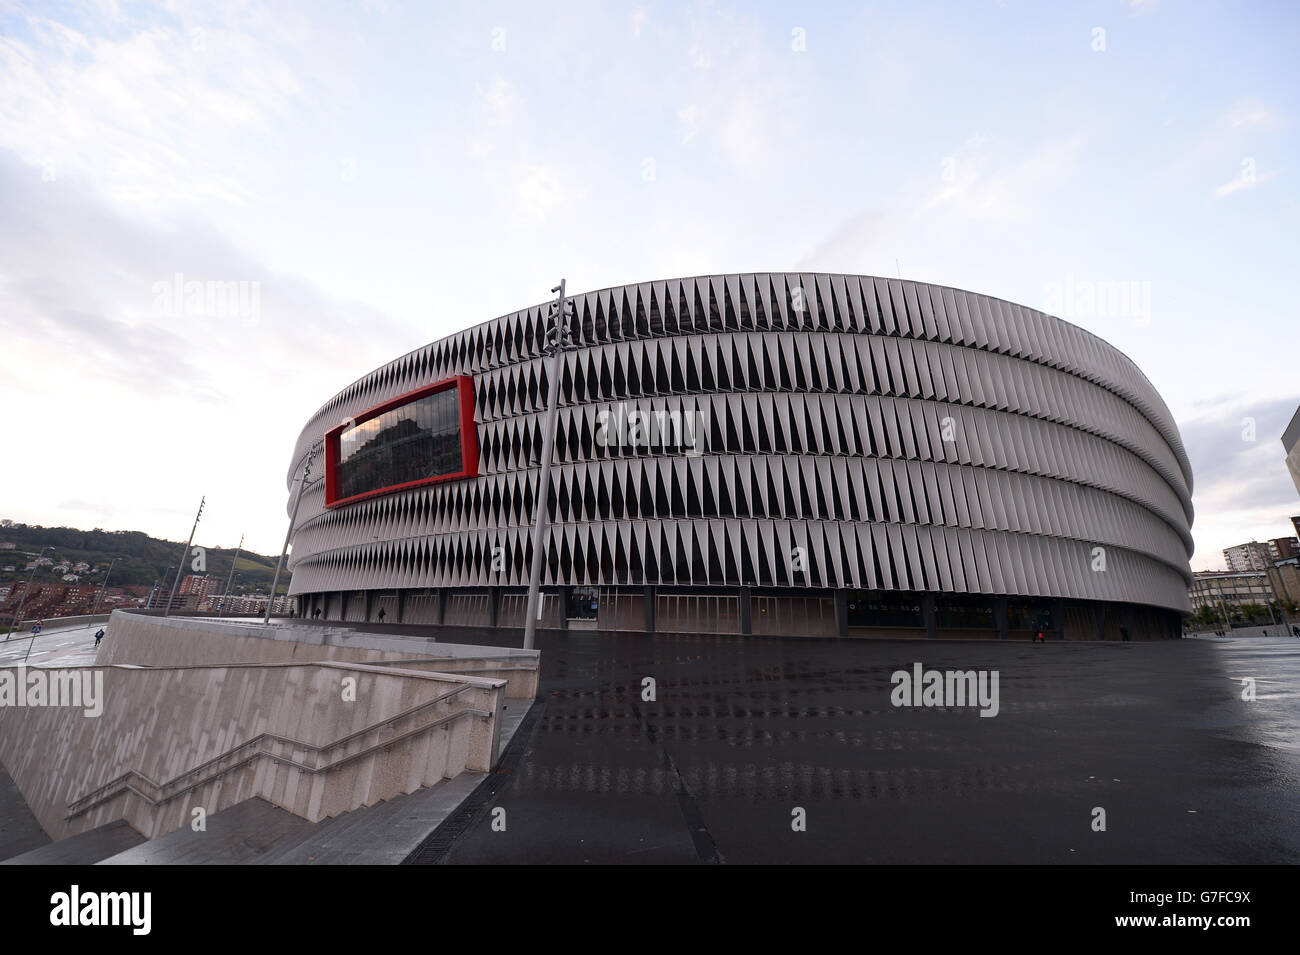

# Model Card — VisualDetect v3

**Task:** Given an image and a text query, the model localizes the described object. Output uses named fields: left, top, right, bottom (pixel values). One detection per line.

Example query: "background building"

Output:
left=1224, top=541, right=1274, bottom=572
left=200, top=593, right=292, bottom=615
left=179, top=574, right=215, bottom=600
left=1266, top=559, right=1300, bottom=609
left=1269, top=536, right=1300, bottom=561
left=284, top=274, right=1195, bottom=640
left=1, top=583, right=102, bottom=621
left=1190, top=571, right=1275, bottom=610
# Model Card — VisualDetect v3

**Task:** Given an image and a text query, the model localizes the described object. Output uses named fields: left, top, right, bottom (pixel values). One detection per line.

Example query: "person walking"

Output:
left=377, top=607, right=387, bottom=623
left=93, top=628, right=106, bottom=648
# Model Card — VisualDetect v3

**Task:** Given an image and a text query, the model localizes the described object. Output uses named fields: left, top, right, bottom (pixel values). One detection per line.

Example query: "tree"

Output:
left=1237, top=602, right=1267, bottom=624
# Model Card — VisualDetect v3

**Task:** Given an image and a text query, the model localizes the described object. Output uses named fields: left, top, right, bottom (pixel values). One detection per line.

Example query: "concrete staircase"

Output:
left=97, top=799, right=315, bottom=864
left=3, top=820, right=143, bottom=865
left=64, top=678, right=493, bottom=827
left=1, top=613, right=540, bottom=863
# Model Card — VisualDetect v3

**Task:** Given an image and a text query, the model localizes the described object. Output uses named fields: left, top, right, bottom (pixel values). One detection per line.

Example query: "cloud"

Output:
left=674, top=9, right=804, bottom=179
left=1178, top=394, right=1300, bottom=567
left=515, top=163, right=575, bottom=219
left=475, top=76, right=518, bottom=125
left=925, top=134, right=1087, bottom=225
left=1225, top=102, right=1281, bottom=130
left=1212, top=168, right=1279, bottom=199
left=796, top=132, right=1088, bottom=278
left=0, top=2, right=355, bottom=218
left=0, top=150, right=408, bottom=390
left=0, top=145, right=415, bottom=553
left=678, top=103, right=700, bottom=144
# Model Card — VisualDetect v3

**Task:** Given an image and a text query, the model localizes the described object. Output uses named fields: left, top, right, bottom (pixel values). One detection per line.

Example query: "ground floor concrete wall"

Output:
left=294, top=586, right=1184, bottom=641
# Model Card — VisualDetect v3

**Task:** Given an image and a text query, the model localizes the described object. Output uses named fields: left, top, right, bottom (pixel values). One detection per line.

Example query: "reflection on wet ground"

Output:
left=444, top=633, right=1300, bottom=864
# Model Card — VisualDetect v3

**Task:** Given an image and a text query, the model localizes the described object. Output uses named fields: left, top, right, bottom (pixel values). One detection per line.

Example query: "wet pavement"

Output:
left=441, top=633, right=1300, bottom=864
left=0, top=623, right=103, bottom=668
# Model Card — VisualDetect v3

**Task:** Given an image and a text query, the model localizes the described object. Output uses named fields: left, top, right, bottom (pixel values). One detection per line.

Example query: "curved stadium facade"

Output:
left=284, top=273, right=1194, bottom=640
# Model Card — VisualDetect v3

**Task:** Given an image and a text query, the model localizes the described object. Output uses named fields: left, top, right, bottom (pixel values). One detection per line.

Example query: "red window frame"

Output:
left=324, top=375, right=478, bottom=509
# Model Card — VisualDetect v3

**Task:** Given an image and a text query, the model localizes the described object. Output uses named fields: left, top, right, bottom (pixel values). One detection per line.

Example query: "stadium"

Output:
left=283, top=273, right=1194, bottom=640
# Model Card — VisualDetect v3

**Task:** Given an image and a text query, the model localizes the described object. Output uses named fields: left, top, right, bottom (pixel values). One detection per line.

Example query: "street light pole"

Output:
left=7, top=545, right=53, bottom=639
left=266, top=445, right=319, bottom=625
left=150, top=567, right=174, bottom=611
left=1252, top=538, right=1279, bottom=628
left=220, top=533, right=244, bottom=615
left=523, top=279, right=574, bottom=650
left=163, top=497, right=205, bottom=617
left=1217, top=590, right=1233, bottom=632
left=90, top=557, right=119, bottom=617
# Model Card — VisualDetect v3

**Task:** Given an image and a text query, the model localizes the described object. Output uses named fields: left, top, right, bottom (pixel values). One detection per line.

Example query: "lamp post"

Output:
left=1251, top=538, right=1279, bottom=628
left=164, top=497, right=205, bottom=617
left=266, top=444, right=320, bottom=625
left=1218, top=594, right=1232, bottom=631
left=7, top=545, right=53, bottom=640
left=151, top=564, right=175, bottom=611
left=523, top=279, right=576, bottom=650
left=90, top=556, right=121, bottom=618
left=220, top=533, right=244, bottom=615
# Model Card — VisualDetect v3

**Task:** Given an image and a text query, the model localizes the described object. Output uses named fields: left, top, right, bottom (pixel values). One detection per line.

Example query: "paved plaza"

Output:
left=440, top=633, right=1300, bottom=864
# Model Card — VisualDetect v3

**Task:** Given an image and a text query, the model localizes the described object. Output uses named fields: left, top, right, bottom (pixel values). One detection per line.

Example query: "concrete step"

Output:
left=252, top=699, right=536, bottom=864
left=83, top=700, right=538, bottom=865
left=3, top=819, right=144, bottom=865
left=97, top=798, right=314, bottom=865
left=251, top=772, right=486, bottom=864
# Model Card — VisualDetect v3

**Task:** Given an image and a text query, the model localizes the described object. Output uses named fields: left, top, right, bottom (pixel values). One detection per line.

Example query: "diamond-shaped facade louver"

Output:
left=283, top=274, right=1193, bottom=639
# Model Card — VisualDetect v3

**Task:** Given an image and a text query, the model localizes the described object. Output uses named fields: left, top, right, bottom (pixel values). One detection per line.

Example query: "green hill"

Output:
left=0, top=521, right=289, bottom=595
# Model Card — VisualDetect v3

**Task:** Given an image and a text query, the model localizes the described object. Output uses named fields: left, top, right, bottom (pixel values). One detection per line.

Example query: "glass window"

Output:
left=335, top=386, right=463, bottom=501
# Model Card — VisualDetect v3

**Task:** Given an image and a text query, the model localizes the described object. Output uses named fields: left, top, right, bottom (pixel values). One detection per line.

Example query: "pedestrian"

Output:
left=93, top=628, right=105, bottom=647
left=1034, top=629, right=1045, bottom=644
left=377, top=607, right=387, bottom=623
left=312, top=607, right=322, bottom=620
left=1292, top=625, right=1299, bottom=638
left=1120, top=626, right=1130, bottom=642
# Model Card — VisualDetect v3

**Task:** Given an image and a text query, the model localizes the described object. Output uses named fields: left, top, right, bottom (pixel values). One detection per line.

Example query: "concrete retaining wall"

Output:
left=12, top=613, right=110, bottom=632
left=99, top=610, right=540, bottom=700
left=0, top=660, right=503, bottom=841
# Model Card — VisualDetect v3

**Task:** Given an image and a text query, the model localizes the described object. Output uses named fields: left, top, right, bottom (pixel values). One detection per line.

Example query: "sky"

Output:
left=0, top=0, right=1296, bottom=570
